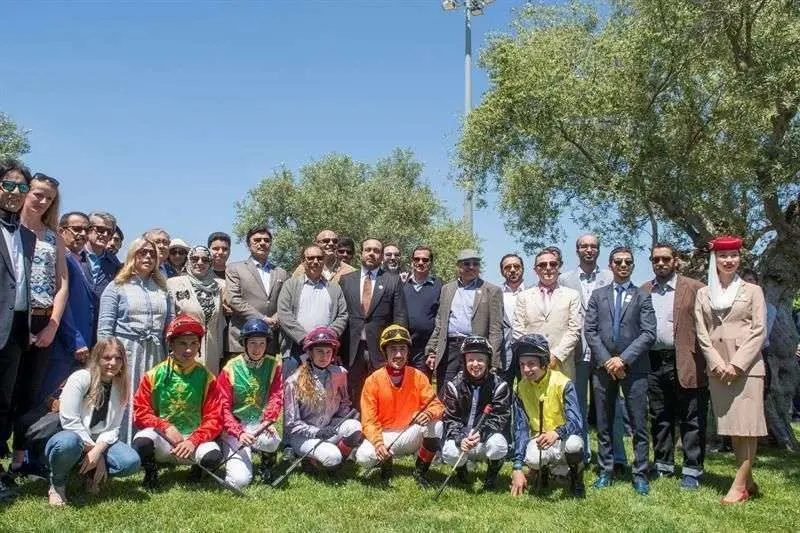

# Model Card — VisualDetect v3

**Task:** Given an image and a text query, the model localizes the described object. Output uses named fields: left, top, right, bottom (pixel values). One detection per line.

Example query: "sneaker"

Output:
left=679, top=475, right=700, bottom=490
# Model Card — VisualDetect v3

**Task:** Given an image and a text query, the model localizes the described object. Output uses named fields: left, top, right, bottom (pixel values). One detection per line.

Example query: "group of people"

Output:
left=0, top=159, right=771, bottom=508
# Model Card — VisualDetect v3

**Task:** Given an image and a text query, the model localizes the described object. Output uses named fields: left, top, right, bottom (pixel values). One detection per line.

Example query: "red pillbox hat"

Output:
left=709, top=235, right=743, bottom=251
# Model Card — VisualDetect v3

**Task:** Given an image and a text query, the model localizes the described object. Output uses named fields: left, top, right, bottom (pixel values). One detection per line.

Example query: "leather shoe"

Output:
left=632, top=476, right=650, bottom=495
left=592, top=472, right=613, bottom=489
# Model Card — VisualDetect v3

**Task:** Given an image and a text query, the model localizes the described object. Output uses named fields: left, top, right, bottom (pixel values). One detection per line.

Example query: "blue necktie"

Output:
left=612, top=285, right=625, bottom=343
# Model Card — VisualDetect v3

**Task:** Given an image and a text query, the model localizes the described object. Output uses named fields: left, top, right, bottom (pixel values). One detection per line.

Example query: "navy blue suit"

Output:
left=585, top=282, right=656, bottom=478
left=78, top=247, right=120, bottom=338
left=39, top=252, right=97, bottom=400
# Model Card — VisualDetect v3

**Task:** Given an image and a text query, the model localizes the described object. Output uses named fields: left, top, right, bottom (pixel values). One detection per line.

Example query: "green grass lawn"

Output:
left=2, top=429, right=799, bottom=533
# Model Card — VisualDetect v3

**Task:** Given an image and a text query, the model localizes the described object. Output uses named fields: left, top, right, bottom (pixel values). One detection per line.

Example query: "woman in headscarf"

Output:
left=97, top=238, right=173, bottom=444
left=694, top=235, right=767, bottom=504
left=167, top=245, right=225, bottom=374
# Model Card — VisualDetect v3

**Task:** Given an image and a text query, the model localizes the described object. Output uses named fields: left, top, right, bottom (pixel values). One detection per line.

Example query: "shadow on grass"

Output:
left=5, top=474, right=151, bottom=508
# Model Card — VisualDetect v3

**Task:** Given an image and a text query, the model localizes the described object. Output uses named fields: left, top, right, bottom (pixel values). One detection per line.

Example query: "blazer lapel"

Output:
left=366, top=270, right=385, bottom=317
left=245, top=261, right=269, bottom=299
left=619, top=285, right=635, bottom=320
left=0, top=229, right=12, bottom=276
left=471, top=279, right=485, bottom=319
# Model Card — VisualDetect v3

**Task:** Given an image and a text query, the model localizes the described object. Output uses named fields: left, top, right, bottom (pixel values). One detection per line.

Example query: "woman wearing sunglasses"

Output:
left=167, top=246, right=226, bottom=374
left=97, top=238, right=173, bottom=444
left=11, top=173, right=69, bottom=476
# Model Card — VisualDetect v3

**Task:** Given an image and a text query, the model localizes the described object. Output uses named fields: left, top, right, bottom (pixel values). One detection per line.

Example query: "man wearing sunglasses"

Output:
left=79, top=211, right=121, bottom=315
left=426, top=249, right=503, bottom=395
left=39, top=212, right=98, bottom=403
left=291, top=229, right=355, bottom=285
left=511, top=249, right=582, bottom=381
left=585, top=246, right=656, bottom=495
left=0, top=160, right=36, bottom=501
left=499, top=253, right=525, bottom=376
left=403, top=246, right=442, bottom=378
left=640, top=243, right=707, bottom=490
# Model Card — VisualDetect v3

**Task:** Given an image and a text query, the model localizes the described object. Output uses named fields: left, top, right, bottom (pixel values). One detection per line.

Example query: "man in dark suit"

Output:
left=39, top=212, right=97, bottom=401
left=0, top=160, right=36, bottom=501
left=585, top=246, right=656, bottom=495
left=227, top=225, right=287, bottom=355
left=78, top=210, right=121, bottom=341
left=340, top=238, right=407, bottom=403
left=641, top=243, right=707, bottom=490
left=425, top=249, right=503, bottom=395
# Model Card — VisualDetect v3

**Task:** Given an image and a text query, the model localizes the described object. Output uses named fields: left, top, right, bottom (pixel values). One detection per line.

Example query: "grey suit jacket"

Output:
left=226, top=258, right=287, bottom=353
left=277, top=276, right=348, bottom=355
left=584, top=282, right=656, bottom=374
left=559, top=267, right=614, bottom=362
left=0, top=225, right=35, bottom=348
left=426, top=278, right=503, bottom=370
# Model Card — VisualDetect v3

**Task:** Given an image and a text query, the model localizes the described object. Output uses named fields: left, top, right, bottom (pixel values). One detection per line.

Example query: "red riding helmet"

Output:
left=166, top=313, right=206, bottom=343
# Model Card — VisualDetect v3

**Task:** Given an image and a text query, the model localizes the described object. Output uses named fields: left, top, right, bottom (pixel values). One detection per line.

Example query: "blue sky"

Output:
left=2, top=0, right=652, bottom=285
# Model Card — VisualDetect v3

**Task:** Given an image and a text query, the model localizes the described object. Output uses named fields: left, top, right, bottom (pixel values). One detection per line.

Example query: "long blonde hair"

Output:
left=115, top=237, right=167, bottom=290
left=86, top=337, right=130, bottom=408
left=28, top=174, right=61, bottom=231
left=294, top=362, right=325, bottom=406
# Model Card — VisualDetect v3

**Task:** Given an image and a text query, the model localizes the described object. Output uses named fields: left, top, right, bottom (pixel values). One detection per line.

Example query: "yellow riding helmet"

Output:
left=379, top=324, right=412, bottom=351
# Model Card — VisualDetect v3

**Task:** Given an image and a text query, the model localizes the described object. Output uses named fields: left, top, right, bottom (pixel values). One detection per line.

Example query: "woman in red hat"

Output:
left=694, top=236, right=766, bottom=504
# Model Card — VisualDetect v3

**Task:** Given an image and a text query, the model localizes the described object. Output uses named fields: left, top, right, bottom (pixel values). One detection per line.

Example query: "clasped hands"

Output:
left=165, top=425, right=196, bottom=459
left=604, top=356, right=626, bottom=380
left=712, top=363, right=741, bottom=385
left=238, top=421, right=278, bottom=446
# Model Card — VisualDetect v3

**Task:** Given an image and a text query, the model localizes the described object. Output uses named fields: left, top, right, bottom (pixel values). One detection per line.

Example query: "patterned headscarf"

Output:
left=185, top=246, right=220, bottom=324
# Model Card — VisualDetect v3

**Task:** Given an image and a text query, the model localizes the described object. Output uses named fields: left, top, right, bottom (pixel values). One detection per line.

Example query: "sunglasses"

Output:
left=650, top=256, right=673, bottom=264
left=459, top=260, right=480, bottom=268
left=190, top=256, right=211, bottom=263
left=318, top=238, right=338, bottom=244
left=536, top=261, right=559, bottom=269
left=136, top=248, right=157, bottom=258
left=91, top=225, right=114, bottom=236
left=613, top=258, right=634, bottom=266
left=337, top=249, right=352, bottom=255
left=1, top=180, right=31, bottom=194
left=170, top=249, right=188, bottom=256
left=64, top=225, right=90, bottom=234
left=412, top=257, right=431, bottom=263
left=32, top=174, right=60, bottom=187
left=305, top=255, right=324, bottom=262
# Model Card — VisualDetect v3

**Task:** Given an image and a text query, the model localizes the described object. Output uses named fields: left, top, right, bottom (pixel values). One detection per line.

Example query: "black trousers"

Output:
left=648, top=349, right=708, bottom=477
left=13, top=314, right=54, bottom=451
left=0, top=312, right=28, bottom=457
left=435, top=337, right=464, bottom=397
left=593, top=369, right=649, bottom=478
left=346, top=340, right=384, bottom=406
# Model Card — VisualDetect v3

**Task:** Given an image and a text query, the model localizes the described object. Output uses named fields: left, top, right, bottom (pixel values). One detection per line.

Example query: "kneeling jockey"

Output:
left=442, top=336, right=511, bottom=489
left=284, top=327, right=363, bottom=472
left=355, top=324, right=444, bottom=487
left=217, top=319, right=283, bottom=488
left=132, top=314, right=223, bottom=488
left=510, top=333, right=585, bottom=497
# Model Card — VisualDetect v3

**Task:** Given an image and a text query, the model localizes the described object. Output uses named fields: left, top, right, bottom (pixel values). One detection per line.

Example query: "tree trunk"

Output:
left=759, top=235, right=800, bottom=451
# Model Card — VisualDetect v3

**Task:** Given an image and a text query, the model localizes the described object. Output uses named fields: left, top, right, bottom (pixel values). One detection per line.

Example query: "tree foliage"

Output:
left=460, top=0, right=800, bottom=447
left=234, top=148, right=476, bottom=281
left=0, top=112, right=30, bottom=161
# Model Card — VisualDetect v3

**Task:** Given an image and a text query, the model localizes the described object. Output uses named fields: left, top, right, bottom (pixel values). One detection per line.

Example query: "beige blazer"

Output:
left=511, top=285, right=582, bottom=379
left=694, top=281, right=766, bottom=377
left=167, top=276, right=226, bottom=374
left=226, top=259, right=287, bottom=353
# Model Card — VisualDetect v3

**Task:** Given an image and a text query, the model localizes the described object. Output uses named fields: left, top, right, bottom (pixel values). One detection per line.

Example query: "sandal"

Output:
left=48, top=485, right=67, bottom=507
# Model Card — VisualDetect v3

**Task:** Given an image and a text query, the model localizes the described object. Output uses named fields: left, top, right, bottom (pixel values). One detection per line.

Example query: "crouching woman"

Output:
left=45, top=338, right=141, bottom=507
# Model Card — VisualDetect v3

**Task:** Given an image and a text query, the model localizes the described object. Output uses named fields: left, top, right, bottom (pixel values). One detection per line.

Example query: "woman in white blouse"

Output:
left=45, top=337, right=140, bottom=507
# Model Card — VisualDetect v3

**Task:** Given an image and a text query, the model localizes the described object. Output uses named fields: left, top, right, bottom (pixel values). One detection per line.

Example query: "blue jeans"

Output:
left=45, top=430, right=141, bottom=486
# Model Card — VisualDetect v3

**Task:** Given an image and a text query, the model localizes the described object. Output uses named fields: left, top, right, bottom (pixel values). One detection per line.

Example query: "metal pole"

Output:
left=463, top=5, right=473, bottom=234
